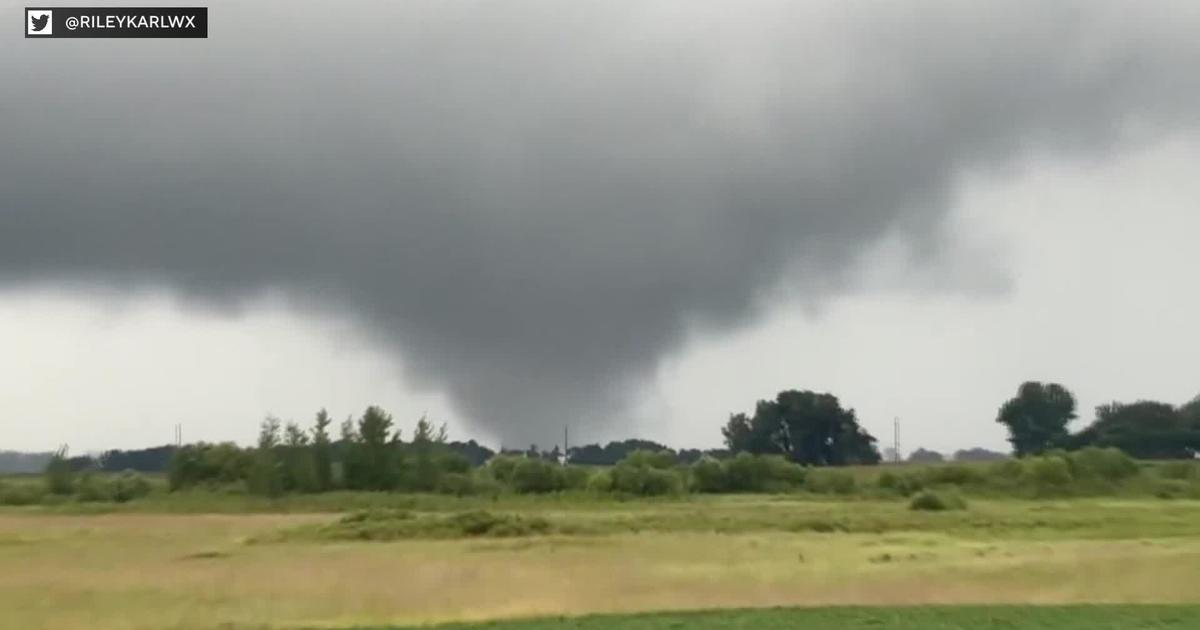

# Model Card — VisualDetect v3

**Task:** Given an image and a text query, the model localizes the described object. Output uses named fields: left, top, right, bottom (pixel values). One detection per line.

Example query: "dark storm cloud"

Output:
left=2, top=1, right=1199, bottom=444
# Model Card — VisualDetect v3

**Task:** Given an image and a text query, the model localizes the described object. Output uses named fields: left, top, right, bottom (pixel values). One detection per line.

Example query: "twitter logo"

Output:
left=27, top=10, right=52, bottom=36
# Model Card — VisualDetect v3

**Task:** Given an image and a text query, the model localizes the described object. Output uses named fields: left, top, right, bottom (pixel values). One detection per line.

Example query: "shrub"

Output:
left=724, top=453, right=770, bottom=492
left=168, top=443, right=252, bottom=490
left=877, top=470, right=924, bottom=496
left=620, top=449, right=677, bottom=470
left=510, top=458, right=565, bottom=494
left=44, top=450, right=74, bottom=495
left=909, top=490, right=967, bottom=511
left=1152, top=479, right=1198, bottom=500
left=609, top=451, right=684, bottom=496
left=690, top=456, right=728, bottom=493
left=75, top=473, right=112, bottom=502
left=1068, top=447, right=1139, bottom=483
left=449, top=510, right=552, bottom=537
left=486, top=455, right=523, bottom=485
left=469, top=474, right=504, bottom=499
left=804, top=468, right=856, bottom=495
left=922, top=464, right=982, bottom=486
left=561, top=466, right=593, bottom=491
left=111, top=471, right=152, bottom=502
left=765, top=455, right=808, bottom=487
left=610, top=463, right=681, bottom=496
left=586, top=470, right=613, bottom=493
left=1025, top=456, right=1073, bottom=485
left=1023, top=455, right=1073, bottom=495
left=0, top=483, right=44, bottom=506
left=735, top=454, right=806, bottom=492
left=437, top=471, right=504, bottom=498
left=436, top=472, right=477, bottom=496
left=309, top=509, right=552, bottom=541
left=987, top=458, right=1025, bottom=486
left=1156, top=461, right=1199, bottom=481
left=438, top=451, right=472, bottom=475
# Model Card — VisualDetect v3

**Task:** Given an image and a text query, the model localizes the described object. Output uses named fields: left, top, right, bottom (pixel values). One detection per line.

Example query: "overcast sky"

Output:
left=2, top=1, right=1198, bottom=454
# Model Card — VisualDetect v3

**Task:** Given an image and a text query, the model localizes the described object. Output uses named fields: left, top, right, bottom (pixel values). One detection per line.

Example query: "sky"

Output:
left=2, top=1, right=1198, bottom=454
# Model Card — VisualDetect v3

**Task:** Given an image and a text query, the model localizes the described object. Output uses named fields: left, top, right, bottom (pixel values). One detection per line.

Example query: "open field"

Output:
left=373, top=606, right=1200, bottom=629
left=5, top=495, right=1200, bottom=630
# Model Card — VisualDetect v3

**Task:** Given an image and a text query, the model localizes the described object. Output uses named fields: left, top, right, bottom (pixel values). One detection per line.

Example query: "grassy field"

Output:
left=372, top=606, right=1200, bottom=629
left=4, top=494, right=1200, bottom=630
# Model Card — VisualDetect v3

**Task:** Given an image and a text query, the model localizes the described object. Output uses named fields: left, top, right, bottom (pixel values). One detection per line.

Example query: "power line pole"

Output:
left=893, top=417, right=900, bottom=463
left=563, top=425, right=569, bottom=465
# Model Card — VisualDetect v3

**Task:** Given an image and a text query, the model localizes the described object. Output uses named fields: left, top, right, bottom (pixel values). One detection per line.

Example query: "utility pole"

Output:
left=563, top=425, right=569, bottom=465
left=893, top=417, right=900, bottom=463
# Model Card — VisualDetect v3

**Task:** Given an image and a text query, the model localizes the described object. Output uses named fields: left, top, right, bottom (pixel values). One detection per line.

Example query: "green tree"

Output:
left=408, top=416, right=448, bottom=491
left=248, top=417, right=284, bottom=497
left=345, top=406, right=401, bottom=490
left=1181, top=394, right=1200, bottom=427
left=510, top=457, right=565, bottom=493
left=908, top=448, right=944, bottom=464
left=996, top=382, right=1076, bottom=456
left=282, top=421, right=317, bottom=493
left=311, top=409, right=335, bottom=491
left=722, top=390, right=880, bottom=466
left=44, top=445, right=74, bottom=495
left=167, top=442, right=250, bottom=490
left=1077, top=401, right=1199, bottom=460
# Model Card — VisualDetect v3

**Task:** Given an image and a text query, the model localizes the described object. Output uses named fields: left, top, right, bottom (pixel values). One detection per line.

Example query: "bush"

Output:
left=308, top=509, right=553, bottom=541
left=561, top=466, right=593, bottom=491
left=608, top=452, right=683, bottom=496
left=1156, top=461, right=1199, bottom=481
left=168, top=443, right=252, bottom=490
left=469, top=474, right=505, bottom=499
left=1068, top=447, right=1139, bottom=483
left=0, top=483, right=44, bottom=506
left=986, top=458, right=1025, bottom=486
left=1022, top=455, right=1074, bottom=496
left=510, top=458, right=565, bottom=494
left=877, top=470, right=924, bottom=496
left=804, top=468, right=856, bottom=495
left=620, top=449, right=677, bottom=470
left=610, top=463, right=681, bottom=496
left=730, top=453, right=807, bottom=492
left=44, top=451, right=74, bottom=495
left=75, top=473, right=112, bottom=502
left=449, top=510, right=552, bottom=537
left=435, top=471, right=504, bottom=498
left=1152, top=479, right=1198, bottom=500
left=690, top=457, right=728, bottom=493
left=724, top=453, right=770, bottom=492
left=922, top=464, right=982, bottom=486
left=586, top=470, right=613, bottom=493
left=485, top=455, right=523, bottom=485
left=111, top=471, right=152, bottom=502
left=909, top=490, right=967, bottom=511
left=436, top=472, right=477, bottom=496
left=1024, top=456, right=1073, bottom=486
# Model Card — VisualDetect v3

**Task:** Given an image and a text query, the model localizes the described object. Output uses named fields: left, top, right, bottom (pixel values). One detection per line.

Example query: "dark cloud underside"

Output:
left=2, top=1, right=1198, bottom=443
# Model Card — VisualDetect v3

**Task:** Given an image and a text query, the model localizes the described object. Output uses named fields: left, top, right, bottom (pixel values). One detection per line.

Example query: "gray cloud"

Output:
left=2, top=1, right=1199, bottom=445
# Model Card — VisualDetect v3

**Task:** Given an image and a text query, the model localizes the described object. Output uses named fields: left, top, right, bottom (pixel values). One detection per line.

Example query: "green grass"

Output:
left=246, top=495, right=1200, bottom=542
left=366, top=605, right=1200, bottom=629
left=5, top=498, right=1200, bottom=629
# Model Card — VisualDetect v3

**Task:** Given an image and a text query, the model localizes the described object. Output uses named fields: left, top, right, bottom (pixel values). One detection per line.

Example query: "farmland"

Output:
left=3, top=490, right=1200, bottom=630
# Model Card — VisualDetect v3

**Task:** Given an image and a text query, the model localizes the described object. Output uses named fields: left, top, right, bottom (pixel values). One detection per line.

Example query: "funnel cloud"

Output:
left=3, top=2, right=1200, bottom=445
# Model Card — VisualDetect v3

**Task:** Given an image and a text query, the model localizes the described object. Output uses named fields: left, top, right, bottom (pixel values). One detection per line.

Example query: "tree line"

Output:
left=721, top=385, right=1200, bottom=465
left=11, top=383, right=1200, bottom=505
left=13, top=382, right=1198, bottom=501
left=994, top=381, right=1200, bottom=459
